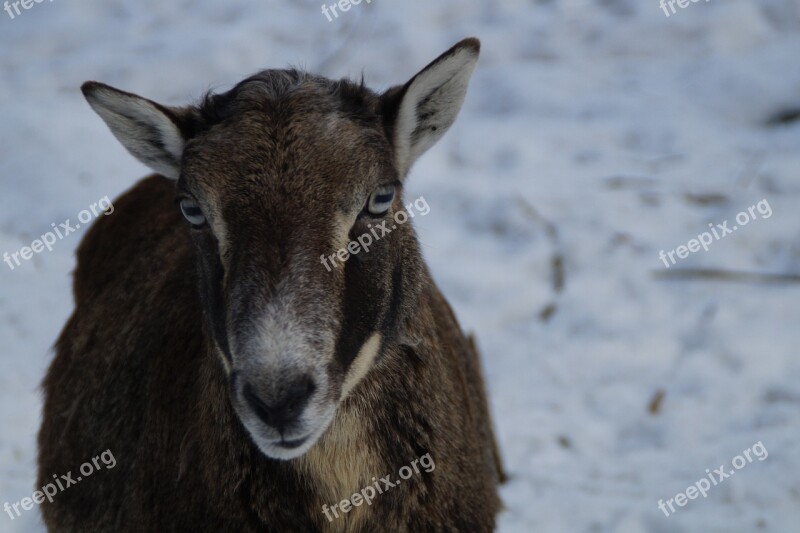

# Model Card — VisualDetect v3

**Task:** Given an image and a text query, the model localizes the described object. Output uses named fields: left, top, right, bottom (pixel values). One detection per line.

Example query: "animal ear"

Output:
left=81, top=81, right=193, bottom=180
left=382, top=38, right=480, bottom=177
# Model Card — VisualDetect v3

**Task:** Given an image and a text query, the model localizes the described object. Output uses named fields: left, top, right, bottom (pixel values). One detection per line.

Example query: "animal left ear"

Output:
left=382, top=37, right=480, bottom=177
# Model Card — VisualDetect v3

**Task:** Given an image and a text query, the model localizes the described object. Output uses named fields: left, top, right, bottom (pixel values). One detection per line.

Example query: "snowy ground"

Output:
left=2, top=0, right=800, bottom=531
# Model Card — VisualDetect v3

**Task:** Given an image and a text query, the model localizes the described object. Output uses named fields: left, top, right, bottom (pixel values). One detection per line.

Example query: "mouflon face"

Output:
left=81, top=38, right=480, bottom=460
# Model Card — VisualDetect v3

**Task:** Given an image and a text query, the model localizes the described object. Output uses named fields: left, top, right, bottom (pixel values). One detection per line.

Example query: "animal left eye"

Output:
left=180, top=198, right=207, bottom=228
left=367, top=185, right=395, bottom=216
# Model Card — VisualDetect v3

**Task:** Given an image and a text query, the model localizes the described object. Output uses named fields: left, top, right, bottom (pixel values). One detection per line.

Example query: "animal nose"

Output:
left=242, top=376, right=315, bottom=432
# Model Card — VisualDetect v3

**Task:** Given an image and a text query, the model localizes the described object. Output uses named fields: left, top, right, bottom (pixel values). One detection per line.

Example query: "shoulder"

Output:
left=72, top=174, right=191, bottom=303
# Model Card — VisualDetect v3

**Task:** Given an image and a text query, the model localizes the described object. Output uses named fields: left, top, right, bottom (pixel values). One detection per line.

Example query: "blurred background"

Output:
left=1, top=0, right=799, bottom=531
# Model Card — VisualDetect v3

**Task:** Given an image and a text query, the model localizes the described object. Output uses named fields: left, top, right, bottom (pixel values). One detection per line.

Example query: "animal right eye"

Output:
left=366, top=185, right=396, bottom=216
left=179, top=198, right=207, bottom=228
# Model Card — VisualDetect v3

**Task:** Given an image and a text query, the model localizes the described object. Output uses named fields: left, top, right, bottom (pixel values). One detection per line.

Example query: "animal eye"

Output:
left=367, top=185, right=395, bottom=216
left=179, top=198, right=207, bottom=228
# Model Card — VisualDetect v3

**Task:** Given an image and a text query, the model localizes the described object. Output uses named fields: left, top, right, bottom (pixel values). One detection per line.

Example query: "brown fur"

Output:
left=38, top=39, right=503, bottom=532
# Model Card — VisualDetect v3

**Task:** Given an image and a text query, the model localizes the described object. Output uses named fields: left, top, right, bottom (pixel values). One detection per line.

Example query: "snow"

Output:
left=2, top=0, right=799, bottom=531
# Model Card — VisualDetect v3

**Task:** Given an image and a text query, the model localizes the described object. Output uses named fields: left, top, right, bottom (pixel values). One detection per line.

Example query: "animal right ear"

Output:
left=81, top=81, right=192, bottom=180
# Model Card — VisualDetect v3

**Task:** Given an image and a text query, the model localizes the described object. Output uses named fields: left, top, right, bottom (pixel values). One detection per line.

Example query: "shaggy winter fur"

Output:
left=38, top=38, right=504, bottom=532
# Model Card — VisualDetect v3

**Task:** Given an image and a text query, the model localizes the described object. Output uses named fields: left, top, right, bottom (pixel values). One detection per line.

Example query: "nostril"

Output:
left=242, top=376, right=315, bottom=431
left=286, top=376, right=316, bottom=408
left=243, top=383, right=277, bottom=427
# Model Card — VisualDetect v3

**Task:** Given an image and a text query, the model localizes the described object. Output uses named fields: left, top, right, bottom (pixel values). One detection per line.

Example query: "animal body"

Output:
left=38, top=37, right=503, bottom=532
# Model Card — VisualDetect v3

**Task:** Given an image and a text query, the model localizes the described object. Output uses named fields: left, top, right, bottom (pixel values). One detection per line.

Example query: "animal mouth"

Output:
left=275, top=436, right=309, bottom=449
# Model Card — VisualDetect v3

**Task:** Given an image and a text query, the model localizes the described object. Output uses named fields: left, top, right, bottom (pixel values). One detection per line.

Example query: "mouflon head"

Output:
left=81, top=38, right=480, bottom=460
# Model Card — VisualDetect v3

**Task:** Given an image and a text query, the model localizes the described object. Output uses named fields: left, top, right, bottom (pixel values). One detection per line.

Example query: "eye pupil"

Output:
left=367, top=186, right=396, bottom=216
left=180, top=199, right=207, bottom=228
